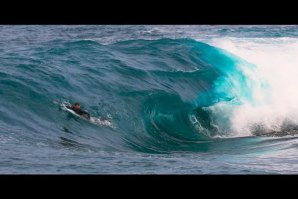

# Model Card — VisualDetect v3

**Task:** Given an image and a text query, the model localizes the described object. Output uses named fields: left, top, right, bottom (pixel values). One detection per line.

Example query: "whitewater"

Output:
left=1, top=25, right=298, bottom=174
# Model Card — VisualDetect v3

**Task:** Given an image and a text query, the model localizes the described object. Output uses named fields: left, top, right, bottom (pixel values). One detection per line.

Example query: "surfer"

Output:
left=66, top=102, right=90, bottom=120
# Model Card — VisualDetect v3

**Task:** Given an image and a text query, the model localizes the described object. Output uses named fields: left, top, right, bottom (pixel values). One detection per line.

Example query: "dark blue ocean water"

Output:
left=2, top=25, right=298, bottom=174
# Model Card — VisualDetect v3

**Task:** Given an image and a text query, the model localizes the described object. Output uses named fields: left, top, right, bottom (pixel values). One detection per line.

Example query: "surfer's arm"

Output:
left=84, top=112, right=91, bottom=119
left=84, top=113, right=90, bottom=119
left=81, top=113, right=90, bottom=119
left=79, top=110, right=90, bottom=119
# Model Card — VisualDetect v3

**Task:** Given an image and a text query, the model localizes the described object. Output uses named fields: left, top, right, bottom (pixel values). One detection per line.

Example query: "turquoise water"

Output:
left=1, top=25, right=298, bottom=174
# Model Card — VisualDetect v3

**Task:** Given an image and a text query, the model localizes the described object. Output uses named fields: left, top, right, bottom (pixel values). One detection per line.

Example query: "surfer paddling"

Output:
left=66, top=102, right=90, bottom=120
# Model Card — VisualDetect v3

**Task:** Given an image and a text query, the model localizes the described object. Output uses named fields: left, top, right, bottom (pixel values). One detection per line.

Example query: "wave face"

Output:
left=2, top=25, right=298, bottom=174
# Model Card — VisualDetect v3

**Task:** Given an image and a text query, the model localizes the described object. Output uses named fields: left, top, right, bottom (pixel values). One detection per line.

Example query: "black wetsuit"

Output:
left=66, top=106, right=90, bottom=119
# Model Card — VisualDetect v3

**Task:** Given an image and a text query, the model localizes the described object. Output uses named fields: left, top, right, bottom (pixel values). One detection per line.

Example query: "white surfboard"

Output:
left=60, top=102, right=113, bottom=127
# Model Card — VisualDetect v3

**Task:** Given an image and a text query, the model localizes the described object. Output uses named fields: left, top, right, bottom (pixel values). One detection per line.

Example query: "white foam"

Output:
left=204, top=37, right=298, bottom=136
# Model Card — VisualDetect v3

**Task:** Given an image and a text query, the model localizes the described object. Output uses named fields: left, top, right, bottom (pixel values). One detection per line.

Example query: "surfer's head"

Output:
left=73, top=102, right=80, bottom=110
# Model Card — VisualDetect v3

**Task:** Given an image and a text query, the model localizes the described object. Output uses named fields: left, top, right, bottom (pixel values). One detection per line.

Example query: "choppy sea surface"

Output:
left=1, top=25, right=298, bottom=174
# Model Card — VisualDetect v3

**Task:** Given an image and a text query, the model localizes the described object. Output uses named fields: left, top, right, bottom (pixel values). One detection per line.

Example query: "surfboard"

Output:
left=61, top=102, right=87, bottom=119
left=60, top=102, right=113, bottom=127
